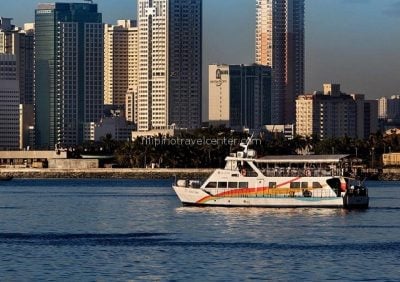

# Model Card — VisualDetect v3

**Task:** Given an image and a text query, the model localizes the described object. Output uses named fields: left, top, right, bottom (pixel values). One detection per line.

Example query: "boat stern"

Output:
left=343, top=185, right=369, bottom=209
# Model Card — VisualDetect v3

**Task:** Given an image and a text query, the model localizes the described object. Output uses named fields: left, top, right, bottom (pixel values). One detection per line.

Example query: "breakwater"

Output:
left=0, top=168, right=214, bottom=179
left=2, top=167, right=400, bottom=180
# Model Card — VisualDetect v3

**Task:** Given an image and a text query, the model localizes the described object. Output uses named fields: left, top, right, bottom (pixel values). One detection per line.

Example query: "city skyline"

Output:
left=2, top=0, right=400, bottom=100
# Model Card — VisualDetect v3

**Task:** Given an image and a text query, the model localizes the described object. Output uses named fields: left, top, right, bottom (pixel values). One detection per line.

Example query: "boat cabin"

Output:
left=225, top=154, right=353, bottom=178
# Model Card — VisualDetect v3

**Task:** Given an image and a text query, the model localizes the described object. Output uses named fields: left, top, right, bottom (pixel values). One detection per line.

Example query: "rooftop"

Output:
left=255, top=154, right=349, bottom=164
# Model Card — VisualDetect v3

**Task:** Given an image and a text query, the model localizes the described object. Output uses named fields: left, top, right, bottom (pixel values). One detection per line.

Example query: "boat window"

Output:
left=225, top=160, right=238, bottom=170
left=228, top=182, right=238, bottom=188
left=327, top=178, right=341, bottom=196
left=239, top=182, right=248, bottom=188
left=269, top=182, right=276, bottom=188
left=239, top=164, right=258, bottom=177
left=189, top=180, right=201, bottom=188
left=218, top=182, right=227, bottom=188
left=301, top=182, right=308, bottom=188
left=290, top=182, right=301, bottom=189
left=205, top=182, right=217, bottom=188
left=312, top=182, right=322, bottom=188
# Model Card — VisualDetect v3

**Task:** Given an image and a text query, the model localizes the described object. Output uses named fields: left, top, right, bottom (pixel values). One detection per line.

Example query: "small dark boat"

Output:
left=0, top=175, right=13, bottom=181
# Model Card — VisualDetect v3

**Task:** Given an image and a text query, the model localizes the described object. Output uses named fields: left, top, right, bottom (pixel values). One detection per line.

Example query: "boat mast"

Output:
left=240, top=133, right=254, bottom=157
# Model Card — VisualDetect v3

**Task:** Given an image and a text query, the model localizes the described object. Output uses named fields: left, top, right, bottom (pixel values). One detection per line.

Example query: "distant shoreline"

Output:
left=0, top=168, right=214, bottom=179
left=1, top=168, right=400, bottom=181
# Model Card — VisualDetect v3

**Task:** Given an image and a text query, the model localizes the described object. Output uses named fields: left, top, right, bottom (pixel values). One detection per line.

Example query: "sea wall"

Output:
left=48, top=159, right=99, bottom=169
left=3, top=167, right=398, bottom=181
left=0, top=168, right=214, bottom=179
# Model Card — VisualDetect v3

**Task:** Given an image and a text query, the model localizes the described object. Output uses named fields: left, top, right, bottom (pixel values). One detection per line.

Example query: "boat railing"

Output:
left=261, top=168, right=341, bottom=177
left=346, top=185, right=368, bottom=197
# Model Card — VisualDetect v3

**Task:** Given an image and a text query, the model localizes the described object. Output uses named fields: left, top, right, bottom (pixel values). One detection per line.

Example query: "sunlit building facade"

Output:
left=125, top=87, right=138, bottom=124
left=256, top=0, right=304, bottom=124
left=137, top=0, right=202, bottom=131
left=104, top=20, right=138, bottom=106
left=295, top=84, right=375, bottom=140
left=208, top=64, right=272, bottom=130
left=378, top=95, right=400, bottom=121
left=296, top=94, right=357, bottom=140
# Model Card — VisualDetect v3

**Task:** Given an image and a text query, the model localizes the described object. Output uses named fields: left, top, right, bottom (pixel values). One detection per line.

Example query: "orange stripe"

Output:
left=196, top=177, right=303, bottom=204
left=197, top=195, right=212, bottom=203
left=276, top=177, right=302, bottom=188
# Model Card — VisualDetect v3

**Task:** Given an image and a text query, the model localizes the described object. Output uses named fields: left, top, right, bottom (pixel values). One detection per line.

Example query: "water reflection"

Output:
left=0, top=180, right=398, bottom=281
left=175, top=206, right=346, bottom=218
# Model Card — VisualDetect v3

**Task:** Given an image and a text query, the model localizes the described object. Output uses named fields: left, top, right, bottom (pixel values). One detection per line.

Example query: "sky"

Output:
left=2, top=0, right=400, bottom=99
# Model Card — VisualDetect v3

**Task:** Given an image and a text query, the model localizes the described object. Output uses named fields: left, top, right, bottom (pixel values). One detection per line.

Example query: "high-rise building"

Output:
left=296, top=84, right=360, bottom=140
left=137, top=0, right=202, bottom=132
left=19, top=104, right=35, bottom=150
left=0, top=18, right=14, bottom=52
left=351, top=94, right=378, bottom=140
left=35, top=3, right=103, bottom=148
left=125, top=87, right=138, bottom=123
left=168, top=0, right=202, bottom=129
left=256, top=0, right=304, bottom=124
left=378, top=95, right=400, bottom=121
left=0, top=54, right=20, bottom=149
left=208, top=64, right=272, bottom=130
left=0, top=17, right=34, bottom=105
left=92, top=116, right=136, bottom=142
left=104, top=20, right=138, bottom=106
left=378, top=97, right=389, bottom=120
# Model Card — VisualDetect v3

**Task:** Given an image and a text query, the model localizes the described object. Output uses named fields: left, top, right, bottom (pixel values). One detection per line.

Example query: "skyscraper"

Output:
left=378, top=96, right=400, bottom=121
left=256, top=0, right=304, bottom=124
left=35, top=3, right=103, bottom=148
left=0, top=54, right=20, bottom=149
left=104, top=20, right=138, bottom=106
left=137, top=0, right=202, bottom=131
left=208, top=64, right=272, bottom=130
left=296, top=84, right=357, bottom=140
left=351, top=94, right=378, bottom=140
left=168, top=0, right=202, bottom=129
left=0, top=17, right=34, bottom=105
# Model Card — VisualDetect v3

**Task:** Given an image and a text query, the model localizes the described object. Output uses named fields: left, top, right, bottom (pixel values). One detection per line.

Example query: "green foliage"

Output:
left=76, top=130, right=400, bottom=169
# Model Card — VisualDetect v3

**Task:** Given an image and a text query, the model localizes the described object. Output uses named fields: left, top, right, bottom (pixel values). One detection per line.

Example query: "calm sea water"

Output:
left=0, top=179, right=399, bottom=281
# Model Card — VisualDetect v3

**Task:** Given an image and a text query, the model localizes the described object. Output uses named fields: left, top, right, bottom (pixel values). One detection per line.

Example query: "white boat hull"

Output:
left=171, top=140, right=369, bottom=209
left=173, top=186, right=344, bottom=208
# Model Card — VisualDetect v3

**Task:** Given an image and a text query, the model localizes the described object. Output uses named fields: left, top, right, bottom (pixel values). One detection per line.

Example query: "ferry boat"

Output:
left=173, top=138, right=369, bottom=209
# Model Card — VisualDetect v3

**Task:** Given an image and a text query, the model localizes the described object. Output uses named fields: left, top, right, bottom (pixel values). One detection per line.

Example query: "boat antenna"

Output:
left=240, top=133, right=254, bottom=156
